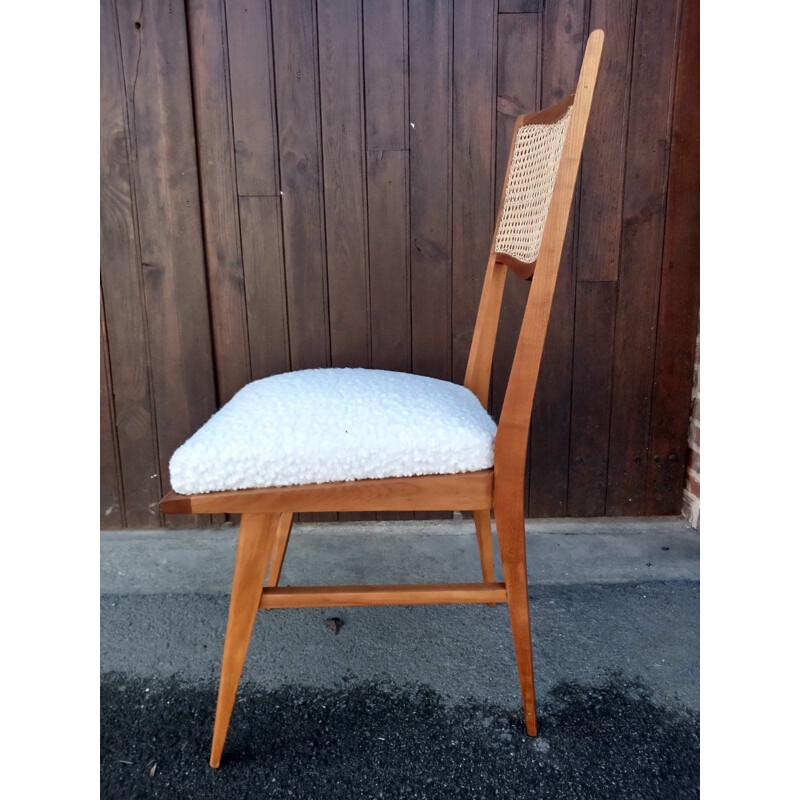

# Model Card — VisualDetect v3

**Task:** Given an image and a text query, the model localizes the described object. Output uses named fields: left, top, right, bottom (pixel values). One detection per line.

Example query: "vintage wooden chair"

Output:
left=160, top=30, right=603, bottom=768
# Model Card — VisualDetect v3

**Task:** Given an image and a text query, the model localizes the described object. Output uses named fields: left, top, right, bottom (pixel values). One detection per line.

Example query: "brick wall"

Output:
left=682, top=332, right=700, bottom=529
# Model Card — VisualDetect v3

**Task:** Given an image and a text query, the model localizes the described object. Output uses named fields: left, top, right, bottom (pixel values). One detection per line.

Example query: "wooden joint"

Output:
left=518, top=93, right=575, bottom=126
left=159, top=490, right=192, bottom=514
left=494, top=253, right=536, bottom=280
left=259, top=582, right=508, bottom=609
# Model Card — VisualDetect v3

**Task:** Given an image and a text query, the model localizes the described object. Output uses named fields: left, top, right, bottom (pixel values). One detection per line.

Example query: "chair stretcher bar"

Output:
left=259, top=582, right=508, bottom=609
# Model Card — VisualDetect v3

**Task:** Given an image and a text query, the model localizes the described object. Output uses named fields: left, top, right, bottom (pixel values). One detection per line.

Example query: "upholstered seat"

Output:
left=169, top=368, right=497, bottom=495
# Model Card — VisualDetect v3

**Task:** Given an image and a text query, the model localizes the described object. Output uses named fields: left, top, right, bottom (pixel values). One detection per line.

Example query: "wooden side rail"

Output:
left=160, top=469, right=493, bottom=515
left=259, top=582, right=508, bottom=609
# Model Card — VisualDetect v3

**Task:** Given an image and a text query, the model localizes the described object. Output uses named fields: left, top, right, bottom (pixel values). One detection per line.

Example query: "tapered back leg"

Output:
left=266, top=512, right=294, bottom=587
left=488, top=30, right=605, bottom=737
left=473, top=509, right=496, bottom=603
left=473, top=509, right=495, bottom=581
left=494, top=503, right=538, bottom=735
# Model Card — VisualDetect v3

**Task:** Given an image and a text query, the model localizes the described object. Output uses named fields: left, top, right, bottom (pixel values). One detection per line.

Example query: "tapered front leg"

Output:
left=495, top=503, right=538, bottom=736
left=210, top=513, right=278, bottom=768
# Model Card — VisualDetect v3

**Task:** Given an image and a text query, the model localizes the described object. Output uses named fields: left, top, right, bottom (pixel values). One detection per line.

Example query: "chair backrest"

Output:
left=493, top=94, right=575, bottom=279
left=464, top=29, right=604, bottom=509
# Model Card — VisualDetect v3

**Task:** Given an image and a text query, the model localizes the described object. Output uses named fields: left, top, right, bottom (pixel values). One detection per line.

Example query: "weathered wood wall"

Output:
left=100, top=0, right=699, bottom=528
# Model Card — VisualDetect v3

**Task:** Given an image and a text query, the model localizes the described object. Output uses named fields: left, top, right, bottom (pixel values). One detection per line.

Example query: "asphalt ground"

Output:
left=101, top=521, right=699, bottom=799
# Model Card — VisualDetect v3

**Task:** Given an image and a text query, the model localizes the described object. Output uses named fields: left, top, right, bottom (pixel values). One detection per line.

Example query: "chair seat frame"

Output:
left=160, top=30, right=603, bottom=769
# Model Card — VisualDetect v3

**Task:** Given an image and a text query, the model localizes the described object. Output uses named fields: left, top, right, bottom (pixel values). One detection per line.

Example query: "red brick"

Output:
left=682, top=331, right=700, bottom=529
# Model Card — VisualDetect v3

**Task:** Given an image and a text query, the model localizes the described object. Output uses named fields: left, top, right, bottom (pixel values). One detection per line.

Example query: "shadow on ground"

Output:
left=101, top=674, right=698, bottom=799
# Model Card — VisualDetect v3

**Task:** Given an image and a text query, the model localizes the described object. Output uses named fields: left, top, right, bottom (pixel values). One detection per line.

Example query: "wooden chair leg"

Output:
left=266, top=512, right=294, bottom=587
left=473, top=509, right=495, bottom=583
left=473, top=509, right=496, bottom=607
left=494, top=504, right=538, bottom=736
left=210, top=513, right=278, bottom=768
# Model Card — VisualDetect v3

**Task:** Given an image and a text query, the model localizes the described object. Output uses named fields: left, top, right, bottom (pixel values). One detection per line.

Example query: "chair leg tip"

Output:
left=209, top=754, right=221, bottom=769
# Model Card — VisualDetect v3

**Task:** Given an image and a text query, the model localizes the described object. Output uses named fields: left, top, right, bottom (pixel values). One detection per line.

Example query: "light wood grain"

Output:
left=494, top=31, right=603, bottom=498
left=473, top=509, right=495, bottom=584
left=260, top=582, right=507, bottom=609
left=486, top=9, right=542, bottom=434
left=266, top=512, right=293, bottom=587
left=210, top=513, right=278, bottom=768
left=463, top=257, right=508, bottom=408
left=160, top=469, right=494, bottom=515
left=493, top=29, right=604, bottom=736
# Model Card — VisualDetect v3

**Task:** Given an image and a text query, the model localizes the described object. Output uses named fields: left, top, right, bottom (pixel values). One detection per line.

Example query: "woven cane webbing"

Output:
left=494, top=107, right=573, bottom=265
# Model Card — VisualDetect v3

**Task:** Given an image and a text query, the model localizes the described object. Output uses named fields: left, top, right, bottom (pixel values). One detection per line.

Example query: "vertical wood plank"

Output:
left=364, top=0, right=411, bottom=374
left=318, top=0, right=370, bottom=368
left=528, top=0, right=586, bottom=516
left=567, top=281, right=616, bottom=515
left=239, top=196, right=290, bottom=379
left=117, top=0, right=219, bottom=528
left=225, top=0, right=289, bottom=379
left=565, top=0, right=636, bottom=516
left=101, top=0, right=163, bottom=528
left=576, top=0, right=636, bottom=281
left=499, top=0, right=543, bottom=12
left=366, top=150, right=411, bottom=374
left=605, top=0, right=682, bottom=514
left=101, top=295, right=125, bottom=529
left=187, top=0, right=252, bottom=405
left=645, top=0, right=700, bottom=514
left=225, top=0, right=280, bottom=196
left=452, top=0, right=497, bottom=384
left=409, top=0, right=452, bottom=382
left=364, top=0, right=408, bottom=152
left=272, top=0, right=330, bottom=370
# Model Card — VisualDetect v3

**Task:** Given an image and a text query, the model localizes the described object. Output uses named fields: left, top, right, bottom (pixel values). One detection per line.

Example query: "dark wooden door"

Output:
left=100, top=0, right=699, bottom=528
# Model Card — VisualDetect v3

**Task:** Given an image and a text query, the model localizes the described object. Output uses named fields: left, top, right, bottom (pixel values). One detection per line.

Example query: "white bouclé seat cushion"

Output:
left=169, top=368, right=497, bottom=495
